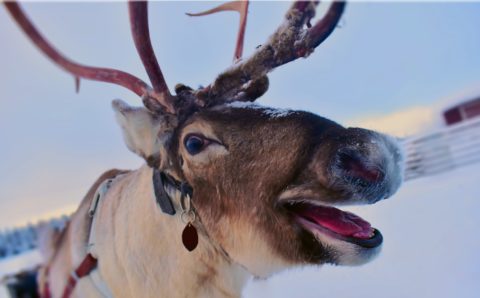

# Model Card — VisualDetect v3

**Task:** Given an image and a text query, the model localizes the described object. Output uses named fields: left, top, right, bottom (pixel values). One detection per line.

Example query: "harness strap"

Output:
left=85, top=178, right=116, bottom=297
left=40, top=169, right=191, bottom=298
left=41, top=175, right=120, bottom=298
left=41, top=220, right=71, bottom=298
left=153, top=169, right=193, bottom=216
left=61, top=254, right=98, bottom=298
left=42, top=267, right=51, bottom=298
left=43, top=281, right=51, bottom=298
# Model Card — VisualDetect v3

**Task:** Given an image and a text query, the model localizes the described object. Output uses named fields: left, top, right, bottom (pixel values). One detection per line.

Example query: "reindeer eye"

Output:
left=184, top=134, right=208, bottom=155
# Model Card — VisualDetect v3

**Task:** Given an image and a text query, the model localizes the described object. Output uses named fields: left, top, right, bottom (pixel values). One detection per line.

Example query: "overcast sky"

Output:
left=0, top=2, right=479, bottom=228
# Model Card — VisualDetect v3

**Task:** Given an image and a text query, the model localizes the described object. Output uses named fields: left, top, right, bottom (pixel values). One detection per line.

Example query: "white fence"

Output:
left=403, top=117, right=480, bottom=181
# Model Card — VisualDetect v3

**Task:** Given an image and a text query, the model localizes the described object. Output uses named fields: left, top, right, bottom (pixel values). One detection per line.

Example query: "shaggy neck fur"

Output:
left=91, top=165, right=250, bottom=297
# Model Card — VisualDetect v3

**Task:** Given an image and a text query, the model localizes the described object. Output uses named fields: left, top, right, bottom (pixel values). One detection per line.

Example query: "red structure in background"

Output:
left=444, top=97, right=480, bottom=125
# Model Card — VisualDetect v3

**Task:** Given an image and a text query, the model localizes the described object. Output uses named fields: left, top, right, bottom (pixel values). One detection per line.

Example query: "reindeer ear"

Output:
left=112, top=99, right=168, bottom=167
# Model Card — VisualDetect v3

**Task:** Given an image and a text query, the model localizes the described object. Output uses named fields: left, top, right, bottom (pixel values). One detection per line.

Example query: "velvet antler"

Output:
left=196, top=1, right=346, bottom=105
left=128, top=1, right=176, bottom=114
left=5, top=0, right=345, bottom=113
left=187, top=0, right=249, bottom=62
left=4, top=1, right=176, bottom=114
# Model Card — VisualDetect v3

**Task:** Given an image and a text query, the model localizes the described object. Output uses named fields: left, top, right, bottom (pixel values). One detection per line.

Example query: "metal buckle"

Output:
left=70, top=270, right=80, bottom=282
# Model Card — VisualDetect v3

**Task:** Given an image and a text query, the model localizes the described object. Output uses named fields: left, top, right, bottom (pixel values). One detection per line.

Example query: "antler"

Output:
left=5, top=0, right=345, bottom=115
left=128, top=1, right=176, bottom=114
left=4, top=1, right=176, bottom=114
left=197, top=1, right=346, bottom=105
left=187, top=1, right=249, bottom=62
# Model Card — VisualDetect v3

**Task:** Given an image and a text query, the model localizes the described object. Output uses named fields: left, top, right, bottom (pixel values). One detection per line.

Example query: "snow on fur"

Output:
left=226, top=101, right=294, bottom=118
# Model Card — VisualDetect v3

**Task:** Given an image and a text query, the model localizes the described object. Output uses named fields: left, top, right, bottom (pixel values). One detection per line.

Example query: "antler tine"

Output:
left=4, top=2, right=155, bottom=106
left=233, top=1, right=248, bottom=61
left=200, top=1, right=346, bottom=105
left=187, top=1, right=249, bottom=62
left=300, top=1, right=346, bottom=50
left=128, top=1, right=176, bottom=114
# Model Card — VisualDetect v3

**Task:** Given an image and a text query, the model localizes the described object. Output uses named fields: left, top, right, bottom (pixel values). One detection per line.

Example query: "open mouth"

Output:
left=283, top=200, right=383, bottom=248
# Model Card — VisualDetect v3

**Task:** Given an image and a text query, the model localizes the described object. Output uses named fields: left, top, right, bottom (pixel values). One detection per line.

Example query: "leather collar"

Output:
left=152, top=168, right=193, bottom=215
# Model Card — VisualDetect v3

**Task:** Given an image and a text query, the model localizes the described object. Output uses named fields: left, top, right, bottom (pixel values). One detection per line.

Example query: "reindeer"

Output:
left=5, top=1, right=403, bottom=297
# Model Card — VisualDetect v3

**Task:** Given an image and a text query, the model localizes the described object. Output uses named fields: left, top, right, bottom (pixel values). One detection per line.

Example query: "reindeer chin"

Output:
left=307, top=224, right=383, bottom=266
left=279, top=200, right=383, bottom=266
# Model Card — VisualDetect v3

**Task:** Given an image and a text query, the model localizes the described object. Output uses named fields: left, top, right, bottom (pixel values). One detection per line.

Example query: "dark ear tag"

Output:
left=182, top=222, right=198, bottom=251
left=152, top=169, right=176, bottom=215
left=180, top=182, right=197, bottom=251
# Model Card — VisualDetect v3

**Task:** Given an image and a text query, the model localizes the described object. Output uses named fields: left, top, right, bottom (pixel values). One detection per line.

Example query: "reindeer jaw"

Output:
left=281, top=199, right=383, bottom=265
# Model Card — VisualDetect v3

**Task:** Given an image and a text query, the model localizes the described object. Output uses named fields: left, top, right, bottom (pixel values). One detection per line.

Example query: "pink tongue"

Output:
left=297, top=205, right=373, bottom=239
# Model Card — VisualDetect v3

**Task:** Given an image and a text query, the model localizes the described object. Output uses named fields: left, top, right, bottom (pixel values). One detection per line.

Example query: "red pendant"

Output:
left=182, top=222, right=198, bottom=251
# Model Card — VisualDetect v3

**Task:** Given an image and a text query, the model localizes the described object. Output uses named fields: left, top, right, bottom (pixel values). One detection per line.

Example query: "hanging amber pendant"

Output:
left=182, top=222, right=198, bottom=251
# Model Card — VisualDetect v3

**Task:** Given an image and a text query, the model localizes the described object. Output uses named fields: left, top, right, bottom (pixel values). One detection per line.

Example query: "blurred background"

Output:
left=0, top=1, right=479, bottom=297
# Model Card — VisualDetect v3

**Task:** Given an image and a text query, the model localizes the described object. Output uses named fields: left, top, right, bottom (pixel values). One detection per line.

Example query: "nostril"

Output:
left=337, top=151, right=384, bottom=184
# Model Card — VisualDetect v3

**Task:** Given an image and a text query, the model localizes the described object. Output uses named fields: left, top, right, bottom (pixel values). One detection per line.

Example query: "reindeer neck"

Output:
left=93, top=165, right=250, bottom=297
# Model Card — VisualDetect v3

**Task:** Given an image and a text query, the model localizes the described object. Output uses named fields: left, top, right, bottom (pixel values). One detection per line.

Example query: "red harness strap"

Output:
left=40, top=173, right=124, bottom=298
left=41, top=254, right=97, bottom=298
left=61, top=253, right=98, bottom=298
left=42, top=267, right=51, bottom=298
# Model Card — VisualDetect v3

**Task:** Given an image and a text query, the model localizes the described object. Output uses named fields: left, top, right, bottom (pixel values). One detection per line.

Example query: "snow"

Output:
left=1, top=164, right=479, bottom=298
left=0, top=250, right=41, bottom=298
left=0, top=251, right=41, bottom=279
left=226, top=101, right=294, bottom=118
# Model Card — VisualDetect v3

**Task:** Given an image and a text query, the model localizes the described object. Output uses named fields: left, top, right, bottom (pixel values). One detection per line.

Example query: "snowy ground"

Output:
left=0, top=250, right=41, bottom=298
left=1, top=164, right=479, bottom=298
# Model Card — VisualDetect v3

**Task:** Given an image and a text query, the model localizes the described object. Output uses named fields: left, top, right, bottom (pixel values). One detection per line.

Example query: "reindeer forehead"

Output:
left=180, top=120, right=218, bottom=140
left=186, top=103, right=300, bottom=127
left=181, top=103, right=340, bottom=140
left=180, top=104, right=297, bottom=142
left=221, top=102, right=294, bottom=118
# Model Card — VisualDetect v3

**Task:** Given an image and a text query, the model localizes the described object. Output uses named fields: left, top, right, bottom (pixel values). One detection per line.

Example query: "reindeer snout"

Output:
left=336, top=149, right=386, bottom=186
left=329, top=128, right=404, bottom=204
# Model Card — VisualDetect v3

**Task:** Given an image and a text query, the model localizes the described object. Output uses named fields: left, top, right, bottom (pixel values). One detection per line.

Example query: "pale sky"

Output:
left=0, top=2, right=479, bottom=228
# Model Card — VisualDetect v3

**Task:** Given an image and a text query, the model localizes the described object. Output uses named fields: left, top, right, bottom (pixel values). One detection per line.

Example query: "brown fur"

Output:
left=7, top=2, right=399, bottom=296
left=176, top=108, right=343, bottom=265
left=38, top=102, right=402, bottom=297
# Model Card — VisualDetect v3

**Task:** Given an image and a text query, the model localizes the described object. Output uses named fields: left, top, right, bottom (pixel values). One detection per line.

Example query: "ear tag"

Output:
left=181, top=210, right=198, bottom=251
left=182, top=221, right=198, bottom=251
left=180, top=193, right=198, bottom=252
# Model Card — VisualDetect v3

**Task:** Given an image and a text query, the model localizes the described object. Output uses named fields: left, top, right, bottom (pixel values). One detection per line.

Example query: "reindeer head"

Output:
left=7, top=1, right=403, bottom=278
